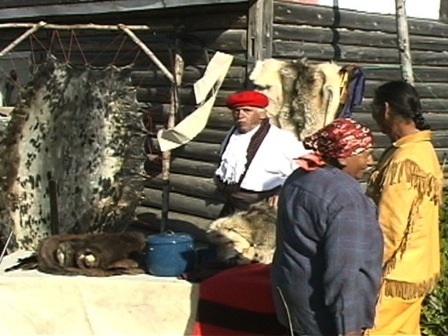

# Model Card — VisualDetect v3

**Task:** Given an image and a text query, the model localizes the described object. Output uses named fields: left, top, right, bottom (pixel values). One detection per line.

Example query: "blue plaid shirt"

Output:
left=272, top=165, right=383, bottom=335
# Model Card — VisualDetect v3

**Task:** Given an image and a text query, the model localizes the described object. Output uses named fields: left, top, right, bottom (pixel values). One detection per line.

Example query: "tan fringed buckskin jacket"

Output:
left=366, top=130, right=443, bottom=300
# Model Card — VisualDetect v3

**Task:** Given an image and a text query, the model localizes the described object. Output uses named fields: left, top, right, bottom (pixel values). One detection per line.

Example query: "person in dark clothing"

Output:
left=271, top=118, right=384, bottom=336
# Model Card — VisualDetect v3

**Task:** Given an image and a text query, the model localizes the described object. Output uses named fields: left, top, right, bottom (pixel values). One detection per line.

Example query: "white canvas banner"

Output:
left=157, top=51, right=233, bottom=152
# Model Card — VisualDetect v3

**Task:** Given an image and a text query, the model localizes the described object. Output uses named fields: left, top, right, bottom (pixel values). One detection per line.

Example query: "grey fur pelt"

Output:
left=0, top=57, right=146, bottom=251
left=207, top=202, right=277, bottom=265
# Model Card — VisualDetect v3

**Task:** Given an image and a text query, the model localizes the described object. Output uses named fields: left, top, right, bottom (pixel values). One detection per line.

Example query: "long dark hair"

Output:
left=373, top=80, right=430, bottom=130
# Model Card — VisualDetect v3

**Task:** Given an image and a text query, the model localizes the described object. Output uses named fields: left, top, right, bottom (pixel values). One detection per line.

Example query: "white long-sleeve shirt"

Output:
left=215, top=124, right=310, bottom=192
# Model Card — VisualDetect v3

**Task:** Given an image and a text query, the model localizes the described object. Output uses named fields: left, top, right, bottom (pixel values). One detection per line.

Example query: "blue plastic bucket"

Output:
left=145, top=231, right=195, bottom=277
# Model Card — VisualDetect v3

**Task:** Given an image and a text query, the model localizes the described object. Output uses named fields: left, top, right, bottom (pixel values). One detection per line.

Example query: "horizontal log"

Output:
left=135, top=206, right=213, bottom=243
left=144, top=173, right=224, bottom=201
left=174, top=141, right=222, bottom=162
left=274, top=2, right=448, bottom=38
left=171, top=157, right=217, bottom=177
left=363, top=81, right=448, bottom=99
left=360, top=65, right=448, bottom=83
left=51, top=50, right=248, bottom=67
left=354, top=113, right=448, bottom=132
left=357, top=98, right=448, bottom=113
left=137, top=87, right=236, bottom=105
left=144, top=156, right=217, bottom=178
left=141, top=188, right=223, bottom=219
left=273, top=25, right=448, bottom=52
left=147, top=104, right=233, bottom=129
left=273, top=41, right=448, bottom=66
left=50, top=29, right=247, bottom=53
left=131, top=66, right=246, bottom=88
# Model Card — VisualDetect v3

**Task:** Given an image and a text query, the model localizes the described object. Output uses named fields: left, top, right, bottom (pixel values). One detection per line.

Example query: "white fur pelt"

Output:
left=0, top=57, right=145, bottom=251
left=250, top=58, right=342, bottom=140
left=207, top=202, right=277, bottom=265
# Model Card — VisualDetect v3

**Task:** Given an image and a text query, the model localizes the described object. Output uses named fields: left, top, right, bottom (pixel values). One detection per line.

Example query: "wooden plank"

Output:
left=141, top=188, right=223, bottom=219
left=135, top=206, right=213, bottom=242
left=273, top=41, right=448, bottom=66
left=273, top=2, right=448, bottom=38
left=273, top=25, right=448, bottom=52
left=247, top=0, right=274, bottom=62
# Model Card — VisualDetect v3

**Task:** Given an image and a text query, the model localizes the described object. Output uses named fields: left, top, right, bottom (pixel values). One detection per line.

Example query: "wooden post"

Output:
left=247, top=0, right=274, bottom=71
left=395, top=0, right=414, bottom=84
left=160, top=37, right=184, bottom=233
left=440, top=0, right=448, bottom=21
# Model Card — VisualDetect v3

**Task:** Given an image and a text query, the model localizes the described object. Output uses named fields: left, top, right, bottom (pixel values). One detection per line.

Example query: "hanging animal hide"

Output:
left=206, top=202, right=277, bottom=265
left=250, top=58, right=342, bottom=140
left=0, top=57, right=146, bottom=251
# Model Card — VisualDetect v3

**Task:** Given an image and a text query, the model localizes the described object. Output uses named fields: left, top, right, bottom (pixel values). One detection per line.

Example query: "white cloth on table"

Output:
left=0, top=250, right=198, bottom=336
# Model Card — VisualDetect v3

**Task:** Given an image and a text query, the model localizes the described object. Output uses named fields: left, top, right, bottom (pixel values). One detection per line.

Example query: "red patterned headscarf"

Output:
left=297, top=118, right=373, bottom=171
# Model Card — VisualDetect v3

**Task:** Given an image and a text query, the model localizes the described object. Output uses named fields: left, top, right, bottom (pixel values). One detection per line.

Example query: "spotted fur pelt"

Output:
left=207, top=202, right=277, bottom=265
left=250, top=58, right=341, bottom=140
left=0, top=57, right=145, bottom=251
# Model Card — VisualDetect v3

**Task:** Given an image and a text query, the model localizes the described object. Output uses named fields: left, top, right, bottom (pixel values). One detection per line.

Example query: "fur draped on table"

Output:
left=0, top=57, right=146, bottom=251
left=207, top=202, right=277, bottom=265
left=250, top=58, right=342, bottom=140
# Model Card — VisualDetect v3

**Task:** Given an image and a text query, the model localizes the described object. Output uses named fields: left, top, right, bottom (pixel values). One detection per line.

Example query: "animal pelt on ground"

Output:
left=207, top=202, right=277, bottom=265
left=250, top=58, right=342, bottom=140
left=5, top=231, right=147, bottom=276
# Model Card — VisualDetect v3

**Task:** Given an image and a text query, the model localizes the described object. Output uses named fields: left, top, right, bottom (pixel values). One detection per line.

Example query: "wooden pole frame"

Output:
left=0, top=21, right=175, bottom=83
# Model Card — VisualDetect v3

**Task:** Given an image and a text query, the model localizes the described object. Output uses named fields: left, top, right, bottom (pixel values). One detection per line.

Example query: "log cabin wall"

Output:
left=273, top=1, right=448, bottom=180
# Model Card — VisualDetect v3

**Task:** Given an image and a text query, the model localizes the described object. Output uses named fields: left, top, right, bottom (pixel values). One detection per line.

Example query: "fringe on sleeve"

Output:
left=380, top=159, right=442, bottom=298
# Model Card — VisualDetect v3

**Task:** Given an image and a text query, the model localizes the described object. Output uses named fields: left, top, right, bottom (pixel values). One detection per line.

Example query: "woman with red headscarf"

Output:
left=272, top=118, right=384, bottom=336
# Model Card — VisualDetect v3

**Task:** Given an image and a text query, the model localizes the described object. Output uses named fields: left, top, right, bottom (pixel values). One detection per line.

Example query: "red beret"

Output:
left=225, top=90, right=269, bottom=109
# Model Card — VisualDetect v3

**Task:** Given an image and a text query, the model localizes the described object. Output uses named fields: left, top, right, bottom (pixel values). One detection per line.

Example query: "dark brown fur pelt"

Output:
left=30, top=231, right=146, bottom=276
left=207, top=202, right=277, bottom=265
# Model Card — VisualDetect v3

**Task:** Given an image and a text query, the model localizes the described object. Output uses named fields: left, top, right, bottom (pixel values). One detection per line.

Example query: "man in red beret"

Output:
left=214, top=90, right=309, bottom=216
